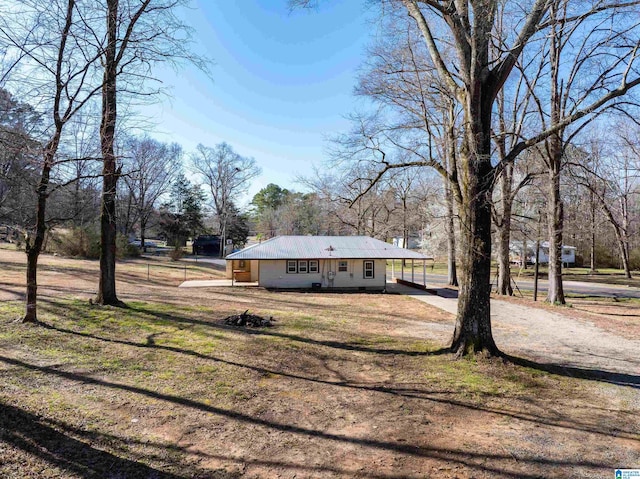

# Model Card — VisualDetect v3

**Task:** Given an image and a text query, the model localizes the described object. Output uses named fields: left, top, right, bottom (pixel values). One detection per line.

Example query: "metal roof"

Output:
left=226, top=236, right=432, bottom=260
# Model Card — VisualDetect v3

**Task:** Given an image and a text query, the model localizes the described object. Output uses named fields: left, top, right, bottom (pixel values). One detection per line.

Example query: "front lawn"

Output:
left=0, top=249, right=637, bottom=478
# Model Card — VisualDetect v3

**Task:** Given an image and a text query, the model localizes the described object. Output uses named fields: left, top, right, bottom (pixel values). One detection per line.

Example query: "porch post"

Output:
left=391, top=259, right=395, bottom=279
left=423, top=259, right=426, bottom=287
left=411, top=259, right=414, bottom=283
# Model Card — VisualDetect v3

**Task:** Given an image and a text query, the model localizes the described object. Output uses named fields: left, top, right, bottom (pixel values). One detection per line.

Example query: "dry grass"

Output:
left=0, top=248, right=638, bottom=478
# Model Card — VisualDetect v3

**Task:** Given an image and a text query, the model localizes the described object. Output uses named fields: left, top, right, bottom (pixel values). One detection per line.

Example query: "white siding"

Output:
left=533, top=248, right=575, bottom=265
left=250, top=260, right=259, bottom=281
left=258, top=259, right=386, bottom=290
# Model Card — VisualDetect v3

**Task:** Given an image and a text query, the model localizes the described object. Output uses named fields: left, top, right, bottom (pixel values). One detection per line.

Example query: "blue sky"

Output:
left=145, top=0, right=373, bottom=201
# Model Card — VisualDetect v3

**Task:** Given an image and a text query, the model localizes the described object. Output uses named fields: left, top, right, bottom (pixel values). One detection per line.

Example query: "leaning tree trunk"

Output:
left=95, top=0, right=123, bottom=306
left=23, top=135, right=60, bottom=322
left=617, top=233, right=632, bottom=279
left=546, top=157, right=565, bottom=304
left=602, top=204, right=633, bottom=280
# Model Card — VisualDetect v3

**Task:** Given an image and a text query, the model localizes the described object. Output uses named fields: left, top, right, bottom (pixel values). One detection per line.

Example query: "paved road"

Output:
left=387, top=270, right=640, bottom=299
left=181, top=256, right=227, bottom=268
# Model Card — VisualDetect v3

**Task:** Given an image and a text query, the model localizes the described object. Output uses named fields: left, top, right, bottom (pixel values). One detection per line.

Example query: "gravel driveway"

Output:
left=390, top=283, right=640, bottom=385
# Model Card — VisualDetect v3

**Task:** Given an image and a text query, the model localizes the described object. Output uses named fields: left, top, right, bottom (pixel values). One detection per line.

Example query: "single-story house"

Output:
left=510, top=241, right=576, bottom=266
left=225, top=235, right=431, bottom=291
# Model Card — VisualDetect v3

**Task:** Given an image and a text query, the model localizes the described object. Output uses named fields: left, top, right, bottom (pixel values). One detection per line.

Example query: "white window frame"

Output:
left=309, top=260, right=319, bottom=273
left=286, top=260, right=297, bottom=274
left=363, top=260, right=374, bottom=279
left=338, top=260, right=348, bottom=272
left=298, top=260, right=308, bottom=274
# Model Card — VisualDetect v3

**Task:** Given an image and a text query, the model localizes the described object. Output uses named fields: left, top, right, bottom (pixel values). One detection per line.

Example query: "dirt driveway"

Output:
left=392, top=283, right=640, bottom=385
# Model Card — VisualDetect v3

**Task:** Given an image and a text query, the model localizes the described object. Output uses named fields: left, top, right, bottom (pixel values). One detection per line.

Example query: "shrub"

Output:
left=628, top=248, right=640, bottom=271
left=593, top=243, right=619, bottom=269
left=49, top=227, right=101, bottom=259
left=48, top=228, right=140, bottom=259
left=116, top=234, right=140, bottom=259
left=169, top=246, right=184, bottom=261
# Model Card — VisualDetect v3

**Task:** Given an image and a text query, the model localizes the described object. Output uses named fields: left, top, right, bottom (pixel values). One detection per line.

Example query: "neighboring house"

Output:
left=225, top=235, right=430, bottom=290
left=392, top=235, right=421, bottom=249
left=509, top=241, right=577, bottom=266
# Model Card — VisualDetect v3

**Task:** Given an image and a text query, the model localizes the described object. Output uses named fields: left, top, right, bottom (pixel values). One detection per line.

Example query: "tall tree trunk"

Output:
left=445, top=103, right=458, bottom=287
left=546, top=158, right=565, bottom=304
left=24, top=136, right=60, bottom=323
left=451, top=170, right=497, bottom=356
left=450, top=101, right=498, bottom=356
left=545, top=3, right=566, bottom=305
left=444, top=177, right=458, bottom=286
left=140, top=216, right=147, bottom=252
left=403, top=197, right=409, bottom=249
left=590, top=190, right=596, bottom=272
left=219, top=211, right=227, bottom=258
left=620, top=196, right=631, bottom=279
left=96, top=0, right=123, bottom=306
left=496, top=164, right=513, bottom=295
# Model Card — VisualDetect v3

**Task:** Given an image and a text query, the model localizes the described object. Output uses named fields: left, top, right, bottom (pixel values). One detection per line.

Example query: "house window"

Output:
left=286, top=260, right=297, bottom=274
left=562, top=249, right=571, bottom=256
left=298, top=260, right=308, bottom=273
left=309, top=260, right=319, bottom=273
left=363, top=260, right=374, bottom=279
left=338, top=260, right=348, bottom=272
left=239, top=260, right=245, bottom=268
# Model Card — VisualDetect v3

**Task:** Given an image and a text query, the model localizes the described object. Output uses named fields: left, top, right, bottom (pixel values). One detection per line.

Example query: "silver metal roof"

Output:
left=226, top=236, right=432, bottom=260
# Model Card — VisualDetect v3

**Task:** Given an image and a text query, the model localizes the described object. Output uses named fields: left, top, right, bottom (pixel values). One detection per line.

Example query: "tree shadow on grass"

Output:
left=34, top=320, right=640, bottom=441
left=127, top=303, right=449, bottom=357
left=27, top=296, right=640, bottom=388
left=504, top=354, right=640, bottom=389
left=571, top=306, right=640, bottom=317
left=0, top=401, right=235, bottom=479
left=0, top=355, right=614, bottom=479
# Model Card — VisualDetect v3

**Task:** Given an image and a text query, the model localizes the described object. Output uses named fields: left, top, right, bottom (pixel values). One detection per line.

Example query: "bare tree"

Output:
left=516, top=0, right=640, bottom=303
left=295, top=0, right=640, bottom=356
left=0, top=0, right=103, bottom=322
left=0, top=88, right=42, bottom=225
left=122, top=136, right=180, bottom=251
left=191, top=143, right=261, bottom=256
left=569, top=134, right=639, bottom=278
left=59, top=110, right=102, bottom=227
left=94, top=0, right=209, bottom=306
